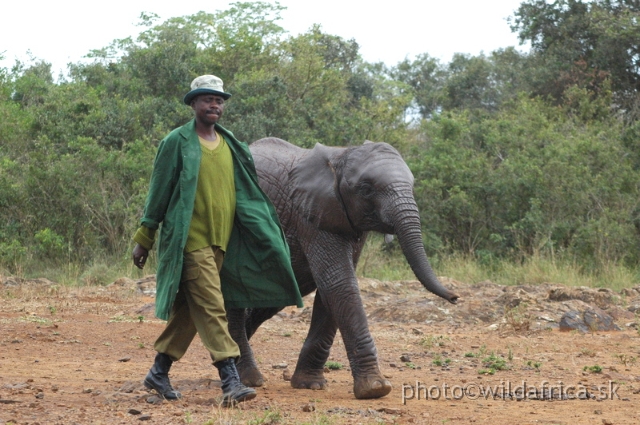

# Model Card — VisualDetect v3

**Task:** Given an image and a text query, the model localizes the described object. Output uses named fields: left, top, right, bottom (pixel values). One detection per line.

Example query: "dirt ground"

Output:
left=1, top=276, right=640, bottom=425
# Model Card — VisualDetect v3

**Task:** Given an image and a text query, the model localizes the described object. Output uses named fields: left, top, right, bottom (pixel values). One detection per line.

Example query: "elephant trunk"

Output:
left=390, top=196, right=459, bottom=304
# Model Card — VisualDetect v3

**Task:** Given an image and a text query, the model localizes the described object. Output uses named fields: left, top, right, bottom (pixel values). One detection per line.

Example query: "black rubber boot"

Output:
left=215, top=358, right=257, bottom=407
left=144, top=352, right=182, bottom=400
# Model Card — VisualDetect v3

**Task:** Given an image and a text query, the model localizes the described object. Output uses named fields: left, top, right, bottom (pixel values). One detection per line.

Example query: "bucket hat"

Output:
left=183, top=75, right=231, bottom=105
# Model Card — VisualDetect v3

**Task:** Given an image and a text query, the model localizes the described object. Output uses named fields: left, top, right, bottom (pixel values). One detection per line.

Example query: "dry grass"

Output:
left=358, top=237, right=640, bottom=291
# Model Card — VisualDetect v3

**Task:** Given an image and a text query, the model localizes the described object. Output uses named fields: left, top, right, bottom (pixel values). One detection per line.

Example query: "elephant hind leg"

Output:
left=237, top=359, right=264, bottom=387
left=227, top=308, right=265, bottom=387
left=246, top=306, right=282, bottom=339
left=291, top=292, right=336, bottom=391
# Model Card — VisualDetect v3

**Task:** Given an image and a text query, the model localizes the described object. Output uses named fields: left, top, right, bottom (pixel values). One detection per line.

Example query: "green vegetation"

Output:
left=583, top=364, right=603, bottom=373
left=2, top=1, right=640, bottom=290
left=479, top=352, right=511, bottom=375
left=526, top=360, right=542, bottom=371
left=324, top=361, right=343, bottom=370
left=432, top=355, right=452, bottom=367
left=418, top=334, right=450, bottom=349
left=504, top=304, right=531, bottom=332
left=247, top=409, right=282, bottom=425
left=615, top=354, right=637, bottom=367
left=465, top=345, right=488, bottom=359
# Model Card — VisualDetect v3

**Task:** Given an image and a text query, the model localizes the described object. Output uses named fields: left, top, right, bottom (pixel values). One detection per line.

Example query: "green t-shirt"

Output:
left=184, top=134, right=236, bottom=252
left=133, top=133, right=236, bottom=253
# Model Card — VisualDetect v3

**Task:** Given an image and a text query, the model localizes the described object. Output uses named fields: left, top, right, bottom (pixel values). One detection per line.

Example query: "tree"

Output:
left=407, top=94, right=640, bottom=267
left=225, top=26, right=410, bottom=147
left=510, top=0, right=640, bottom=112
left=393, top=53, right=446, bottom=119
left=393, top=48, right=534, bottom=119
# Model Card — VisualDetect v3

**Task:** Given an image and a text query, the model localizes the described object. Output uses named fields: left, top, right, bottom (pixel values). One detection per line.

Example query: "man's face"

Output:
left=191, top=94, right=226, bottom=125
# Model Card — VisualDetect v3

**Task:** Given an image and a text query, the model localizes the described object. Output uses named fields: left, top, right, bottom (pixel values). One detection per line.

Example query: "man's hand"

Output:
left=132, top=243, right=149, bottom=269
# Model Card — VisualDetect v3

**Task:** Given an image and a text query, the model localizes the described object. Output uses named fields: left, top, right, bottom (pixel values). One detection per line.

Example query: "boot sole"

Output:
left=221, top=390, right=257, bottom=407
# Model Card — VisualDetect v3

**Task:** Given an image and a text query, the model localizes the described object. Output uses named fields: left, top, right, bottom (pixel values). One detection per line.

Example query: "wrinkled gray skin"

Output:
left=227, top=137, right=459, bottom=399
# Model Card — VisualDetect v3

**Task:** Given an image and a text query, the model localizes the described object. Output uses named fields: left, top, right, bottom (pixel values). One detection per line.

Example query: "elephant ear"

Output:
left=290, top=143, right=356, bottom=235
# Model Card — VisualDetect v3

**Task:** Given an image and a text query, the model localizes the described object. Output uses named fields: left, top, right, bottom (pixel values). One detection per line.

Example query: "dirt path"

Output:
left=1, top=278, right=639, bottom=424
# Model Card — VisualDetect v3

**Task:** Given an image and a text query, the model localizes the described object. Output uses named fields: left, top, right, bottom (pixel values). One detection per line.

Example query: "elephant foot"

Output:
left=290, top=370, right=327, bottom=390
left=236, top=362, right=264, bottom=387
left=353, top=374, right=392, bottom=399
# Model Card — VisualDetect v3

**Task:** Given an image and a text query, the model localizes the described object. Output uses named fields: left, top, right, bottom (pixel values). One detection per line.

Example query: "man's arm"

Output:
left=131, top=135, right=178, bottom=269
left=140, top=136, right=180, bottom=229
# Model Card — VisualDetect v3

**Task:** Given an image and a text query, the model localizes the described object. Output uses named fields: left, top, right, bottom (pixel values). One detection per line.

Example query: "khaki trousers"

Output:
left=154, top=246, right=240, bottom=363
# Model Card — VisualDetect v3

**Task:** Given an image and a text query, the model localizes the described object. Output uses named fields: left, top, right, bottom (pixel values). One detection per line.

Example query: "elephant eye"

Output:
left=358, top=182, right=374, bottom=198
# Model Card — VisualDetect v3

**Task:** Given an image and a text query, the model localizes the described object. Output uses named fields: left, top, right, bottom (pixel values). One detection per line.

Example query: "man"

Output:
left=132, top=75, right=302, bottom=407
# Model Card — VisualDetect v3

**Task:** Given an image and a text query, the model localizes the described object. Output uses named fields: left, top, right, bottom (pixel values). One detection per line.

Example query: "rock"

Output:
left=146, top=395, right=164, bottom=405
left=627, top=298, right=640, bottom=313
left=496, top=288, right=536, bottom=309
left=559, top=307, right=621, bottom=332
left=548, top=286, right=620, bottom=309
left=118, top=381, right=143, bottom=393
left=272, top=362, right=288, bottom=369
left=400, top=354, right=411, bottom=362
left=606, top=306, right=636, bottom=322
left=1, top=276, right=56, bottom=287
left=538, top=315, right=555, bottom=322
left=583, top=307, right=621, bottom=331
left=302, top=403, right=315, bottom=412
left=118, top=356, right=131, bottom=362
left=358, top=277, right=384, bottom=290
left=134, top=303, right=155, bottom=316
left=283, top=369, right=292, bottom=381
left=26, top=278, right=56, bottom=286
left=1, top=276, right=24, bottom=286
left=128, top=409, right=142, bottom=415
left=560, top=311, right=588, bottom=332
left=138, top=414, right=152, bottom=421
left=136, top=276, right=157, bottom=296
left=109, top=277, right=135, bottom=287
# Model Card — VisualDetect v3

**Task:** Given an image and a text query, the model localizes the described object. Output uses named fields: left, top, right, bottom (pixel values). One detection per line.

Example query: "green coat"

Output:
left=140, top=119, right=303, bottom=320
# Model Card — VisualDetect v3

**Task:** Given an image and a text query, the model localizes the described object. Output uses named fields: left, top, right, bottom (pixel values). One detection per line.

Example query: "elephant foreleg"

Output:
left=291, top=292, right=337, bottom=390
left=332, top=287, right=392, bottom=399
left=227, top=308, right=264, bottom=387
left=306, top=237, right=392, bottom=399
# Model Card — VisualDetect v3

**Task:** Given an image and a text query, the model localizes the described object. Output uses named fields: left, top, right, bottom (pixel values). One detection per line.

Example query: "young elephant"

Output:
left=227, top=137, right=459, bottom=399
